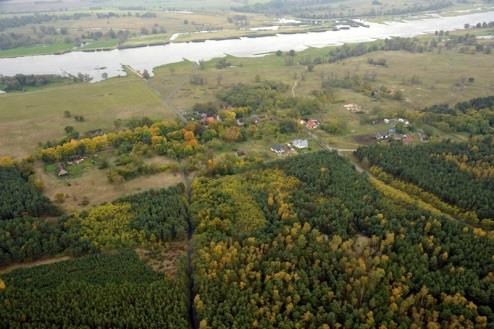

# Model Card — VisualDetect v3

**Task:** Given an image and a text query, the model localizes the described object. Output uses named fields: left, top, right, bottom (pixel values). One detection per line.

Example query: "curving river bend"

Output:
left=0, top=11, right=493, bottom=82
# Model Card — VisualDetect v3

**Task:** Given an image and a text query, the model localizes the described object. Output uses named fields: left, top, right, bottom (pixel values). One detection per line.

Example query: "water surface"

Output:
left=0, top=11, right=493, bottom=81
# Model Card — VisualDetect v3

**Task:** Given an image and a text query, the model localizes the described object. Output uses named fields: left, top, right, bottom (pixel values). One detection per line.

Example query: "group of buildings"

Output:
left=271, top=139, right=309, bottom=155
left=375, top=118, right=413, bottom=144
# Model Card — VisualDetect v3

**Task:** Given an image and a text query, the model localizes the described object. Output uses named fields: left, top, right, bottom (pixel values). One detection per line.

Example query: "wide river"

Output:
left=0, top=11, right=493, bottom=81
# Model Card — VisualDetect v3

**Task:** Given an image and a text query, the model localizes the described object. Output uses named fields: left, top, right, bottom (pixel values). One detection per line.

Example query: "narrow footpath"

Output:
left=182, top=171, right=198, bottom=329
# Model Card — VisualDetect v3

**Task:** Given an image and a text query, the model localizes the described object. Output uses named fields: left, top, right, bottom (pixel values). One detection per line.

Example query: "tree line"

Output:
left=0, top=164, right=58, bottom=220
left=420, top=96, right=494, bottom=134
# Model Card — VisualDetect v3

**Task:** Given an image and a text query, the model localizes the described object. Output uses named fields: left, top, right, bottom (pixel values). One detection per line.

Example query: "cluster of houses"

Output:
left=184, top=111, right=221, bottom=124
left=300, top=119, right=320, bottom=129
left=271, top=139, right=309, bottom=155
left=374, top=117, right=413, bottom=144
left=184, top=111, right=264, bottom=127
left=376, top=128, right=414, bottom=144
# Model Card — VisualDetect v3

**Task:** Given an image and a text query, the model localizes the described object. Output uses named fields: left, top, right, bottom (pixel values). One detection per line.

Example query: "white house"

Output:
left=292, top=139, right=309, bottom=149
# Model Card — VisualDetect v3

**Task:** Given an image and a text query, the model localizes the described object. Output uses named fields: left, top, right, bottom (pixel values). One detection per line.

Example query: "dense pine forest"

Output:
left=190, top=151, right=494, bottom=328
left=1, top=149, right=494, bottom=328
left=355, top=138, right=494, bottom=222
left=0, top=251, right=189, bottom=328
left=0, top=182, right=191, bottom=328
left=0, top=164, right=58, bottom=220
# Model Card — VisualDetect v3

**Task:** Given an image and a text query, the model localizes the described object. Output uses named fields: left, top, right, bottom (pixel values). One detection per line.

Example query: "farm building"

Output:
left=292, top=139, right=309, bottom=149
left=271, top=144, right=288, bottom=154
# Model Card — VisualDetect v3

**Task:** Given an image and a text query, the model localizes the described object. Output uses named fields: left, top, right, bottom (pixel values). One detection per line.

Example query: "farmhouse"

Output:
left=305, top=119, right=320, bottom=129
left=292, top=139, right=309, bottom=149
left=271, top=144, right=287, bottom=154
left=375, top=132, right=388, bottom=140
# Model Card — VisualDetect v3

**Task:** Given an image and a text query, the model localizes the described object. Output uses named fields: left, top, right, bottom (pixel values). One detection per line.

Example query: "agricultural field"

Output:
left=0, top=0, right=272, bottom=13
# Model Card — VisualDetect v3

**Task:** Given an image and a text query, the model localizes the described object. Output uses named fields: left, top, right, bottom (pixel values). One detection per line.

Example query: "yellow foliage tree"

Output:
left=80, top=203, right=144, bottom=250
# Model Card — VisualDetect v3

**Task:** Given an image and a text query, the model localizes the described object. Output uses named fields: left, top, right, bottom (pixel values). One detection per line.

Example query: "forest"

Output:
left=0, top=215, right=88, bottom=266
left=0, top=178, right=191, bottom=327
left=0, top=180, right=188, bottom=266
left=0, top=163, right=58, bottom=220
left=190, top=151, right=494, bottom=328
left=327, top=33, right=492, bottom=64
left=355, top=138, right=494, bottom=221
left=0, top=74, right=71, bottom=92
left=1, top=149, right=494, bottom=327
left=115, top=185, right=189, bottom=242
left=420, top=96, right=494, bottom=134
left=0, top=251, right=188, bottom=328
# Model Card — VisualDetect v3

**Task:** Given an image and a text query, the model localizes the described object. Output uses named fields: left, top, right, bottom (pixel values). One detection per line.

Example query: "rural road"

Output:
left=305, top=129, right=363, bottom=172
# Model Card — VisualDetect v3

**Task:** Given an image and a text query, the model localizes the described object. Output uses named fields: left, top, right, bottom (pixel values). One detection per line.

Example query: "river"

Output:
left=0, top=11, right=493, bottom=81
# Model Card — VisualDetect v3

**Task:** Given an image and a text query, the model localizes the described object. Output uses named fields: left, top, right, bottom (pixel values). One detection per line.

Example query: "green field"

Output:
left=0, top=43, right=74, bottom=58
left=0, top=74, right=169, bottom=158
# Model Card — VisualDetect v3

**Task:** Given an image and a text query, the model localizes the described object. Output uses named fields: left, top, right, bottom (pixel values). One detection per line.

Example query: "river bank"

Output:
left=0, top=10, right=493, bottom=82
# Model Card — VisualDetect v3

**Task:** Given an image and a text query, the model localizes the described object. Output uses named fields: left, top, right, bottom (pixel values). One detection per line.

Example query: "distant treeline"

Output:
left=0, top=13, right=90, bottom=32
left=0, top=74, right=70, bottom=91
left=235, top=0, right=453, bottom=18
left=327, top=33, right=491, bottom=63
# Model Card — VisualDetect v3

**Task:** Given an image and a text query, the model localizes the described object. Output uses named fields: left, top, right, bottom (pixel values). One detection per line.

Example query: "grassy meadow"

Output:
left=34, top=158, right=183, bottom=212
left=0, top=74, right=169, bottom=158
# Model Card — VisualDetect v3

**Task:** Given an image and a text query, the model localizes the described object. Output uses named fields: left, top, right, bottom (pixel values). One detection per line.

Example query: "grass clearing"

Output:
left=34, top=160, right=184, bottom=212
left=122, top=33, right=170, bottom=47
left=0, top=256, right=73, bottom=275
left=135, top=241, right=187, bottom=277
